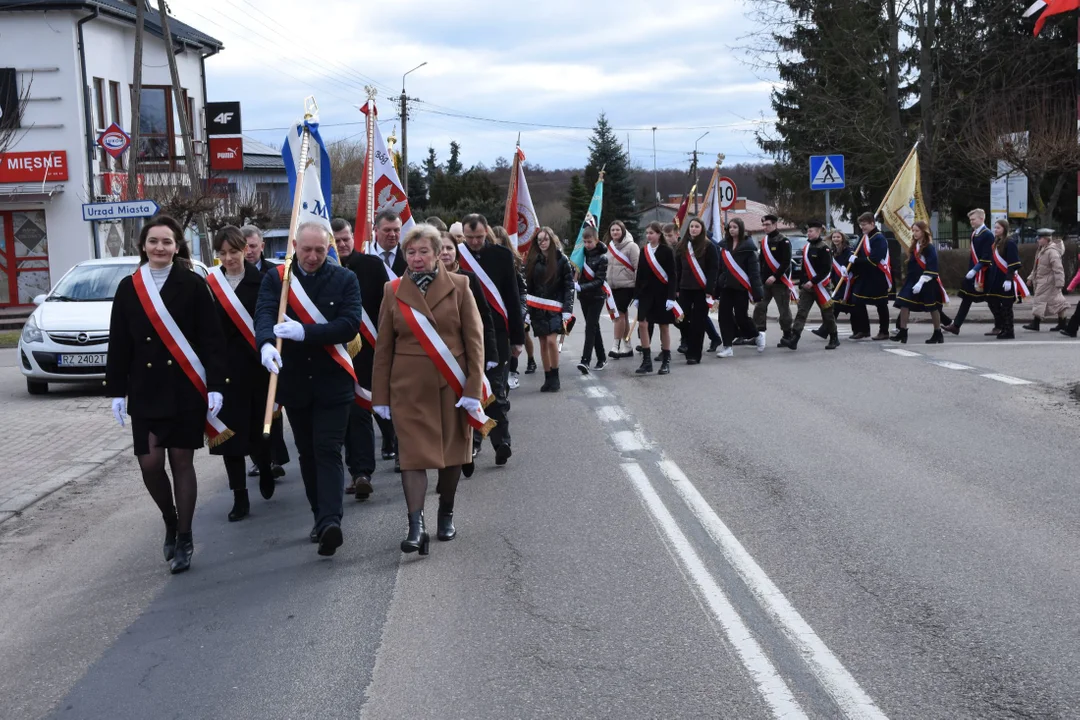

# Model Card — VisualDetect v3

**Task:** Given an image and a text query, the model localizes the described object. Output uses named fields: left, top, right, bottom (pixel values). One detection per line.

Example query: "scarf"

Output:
left=409, top=266, right=438, bottom=295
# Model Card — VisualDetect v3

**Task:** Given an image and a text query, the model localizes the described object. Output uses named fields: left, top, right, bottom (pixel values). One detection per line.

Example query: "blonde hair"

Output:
left=400, top=223, right=442, bottom=255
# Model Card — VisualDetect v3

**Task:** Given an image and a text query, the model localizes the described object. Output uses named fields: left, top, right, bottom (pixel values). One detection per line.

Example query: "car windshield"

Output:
left=788, top=236, right=809, bottom=254
left=48, top=264, right=134, bottom=302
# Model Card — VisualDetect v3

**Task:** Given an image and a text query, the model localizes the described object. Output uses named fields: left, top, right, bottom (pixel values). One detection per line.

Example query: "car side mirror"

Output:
left=33, top=294, right=46, bottom=306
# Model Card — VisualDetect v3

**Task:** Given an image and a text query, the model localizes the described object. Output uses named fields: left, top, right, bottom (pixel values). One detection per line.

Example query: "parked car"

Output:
left=18, top=256, right=208, bottom=395
left=787, top=235, right=809, bottom=278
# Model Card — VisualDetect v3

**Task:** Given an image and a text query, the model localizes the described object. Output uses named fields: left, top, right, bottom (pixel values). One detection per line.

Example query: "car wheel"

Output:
left=26, top=379, right=48, bottom=395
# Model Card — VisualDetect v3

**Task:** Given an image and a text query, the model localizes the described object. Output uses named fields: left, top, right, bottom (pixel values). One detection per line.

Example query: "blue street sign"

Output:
left=810, top=155, right=845, bottom=190
left=81, top=199, right=160, bottom=222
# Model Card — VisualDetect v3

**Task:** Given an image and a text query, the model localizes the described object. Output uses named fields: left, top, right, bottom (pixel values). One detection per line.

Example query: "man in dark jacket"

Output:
left=849, top=213, right=892, bottom=340
left=576, top=227, right=609, bottom=373
left=783, top=220, right=839, bottom=350
left=256, top=222, right=362, bottom=557
left=752, top=214, right=794, bottom=347
left=458, top=213, right=525, bottom=466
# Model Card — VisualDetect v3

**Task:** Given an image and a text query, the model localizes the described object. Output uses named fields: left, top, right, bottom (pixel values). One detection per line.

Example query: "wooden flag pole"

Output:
left=263, top=98, right=316, bottom=437
left=363, top=86, right=377, bottom=252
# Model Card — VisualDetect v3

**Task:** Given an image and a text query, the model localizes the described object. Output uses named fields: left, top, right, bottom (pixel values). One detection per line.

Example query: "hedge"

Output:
left=933, top=241, right=1078, bottom=291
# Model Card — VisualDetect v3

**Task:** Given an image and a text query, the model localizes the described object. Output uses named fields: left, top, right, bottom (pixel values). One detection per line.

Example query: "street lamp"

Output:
left=400, top=62, right=427, bottom=194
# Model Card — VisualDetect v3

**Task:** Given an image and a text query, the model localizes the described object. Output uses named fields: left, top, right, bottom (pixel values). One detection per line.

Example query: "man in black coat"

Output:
left=752, top=214, right=794, bottom=346
left=459, top=213, right=525, bottom=466
left=255, top=222, right=362, bottom=557
left=783, top=220, right=839, bottom=350
left=241, top=224, right=289, bottom=476
left=371, top=210, right=408, bottom=277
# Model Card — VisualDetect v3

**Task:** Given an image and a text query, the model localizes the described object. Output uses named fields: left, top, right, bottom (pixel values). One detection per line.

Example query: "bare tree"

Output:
left=0, top=75, right=33, bottom=156
left=325, top=137, right=366, bottom=197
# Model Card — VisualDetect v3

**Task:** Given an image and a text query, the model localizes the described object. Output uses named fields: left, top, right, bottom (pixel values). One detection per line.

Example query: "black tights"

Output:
left=137, top=432, right=196, bottom=533
left=401, top=466, right=462, bottom=513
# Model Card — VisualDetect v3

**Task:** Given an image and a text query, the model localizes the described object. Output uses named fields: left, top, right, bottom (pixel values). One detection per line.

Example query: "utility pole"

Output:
left=157, top=0, right=210, bottom=262
left=123, top=0, right=145, bottom=255
left=651, top=126, right=658, bottom=221
left=400, top=62, right=427, bottom=197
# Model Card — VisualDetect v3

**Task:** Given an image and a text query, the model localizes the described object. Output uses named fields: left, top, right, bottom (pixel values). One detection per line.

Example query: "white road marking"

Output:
left=980, top=373, right=1033, bottom=385
left=931, top=361, right=975, bottom=371
left=883, top=348, right=921, bottom=357
left=936, top=340, right=1078, bottom=346
left=595, top=405, right=628, bottom=423
left=611, top=430, right=645, bottom=452
left=658, top=459, right=889, bottom=720
left=584, top=386, right=610, bottom=398
left=621, top=463, right=808, bottom=720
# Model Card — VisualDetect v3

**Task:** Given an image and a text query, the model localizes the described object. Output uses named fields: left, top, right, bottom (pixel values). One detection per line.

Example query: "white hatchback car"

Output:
left=18, top=257, right=208, bottom=395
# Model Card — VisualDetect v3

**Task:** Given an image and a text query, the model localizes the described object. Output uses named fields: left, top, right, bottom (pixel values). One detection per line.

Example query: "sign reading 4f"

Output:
left=809, top=155, right=845, bottom=190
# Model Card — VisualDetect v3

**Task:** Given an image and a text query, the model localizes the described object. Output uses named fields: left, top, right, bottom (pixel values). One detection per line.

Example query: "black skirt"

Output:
left=894, top=274, right=945, bottom=313
left=532, top=308, right=565, bottom=337
left=132, top=410, right=205, bottom=455
left=640, top=296, right=676, bottom=325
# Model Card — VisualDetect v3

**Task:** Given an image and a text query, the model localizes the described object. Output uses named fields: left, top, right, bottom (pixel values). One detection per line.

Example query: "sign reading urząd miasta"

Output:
left=81, top=200, right=160, bottom=221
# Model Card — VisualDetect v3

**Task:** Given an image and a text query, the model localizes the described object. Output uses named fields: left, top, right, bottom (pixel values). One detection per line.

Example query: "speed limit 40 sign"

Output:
left=717, top=177, right=738, bottom=210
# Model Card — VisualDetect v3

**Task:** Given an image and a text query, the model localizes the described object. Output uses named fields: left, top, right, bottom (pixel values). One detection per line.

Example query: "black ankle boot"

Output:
left=540, top=370, right=552, bottom=392
left=401, top=510, right=430, bottom=555
left=811, top=326, right=827, bottom=339
left=825, top=333, right=840, bottom=350
left=635, top=351, right=653, bottom=374
left=657, top=350, right=671, bottom=375
left=163, top=522, right=177, bottom=562
left=437, top=500, right=456, bottom=541
left=925, top=329, right=944, bottom=344
left=524, top=357, right=537, bottom=374
left=170, top=533, right=193, bottom=574
left=1052, top=318, right=1067, bottom=333
left=784, top=332, right=801, bottom=350
left=548, top=367, right=561, bottom=391
left=228, top=489, right=250, bottom=522
left=889, top=328, right=908, bottom=344
left=1022, top=318, right=1040, bottom=331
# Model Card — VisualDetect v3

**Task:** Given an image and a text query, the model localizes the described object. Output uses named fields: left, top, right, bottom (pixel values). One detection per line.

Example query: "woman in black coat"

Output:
left=714, top=217, right=764, bottom=357
left=675, top=218, right=720, bottom=365
left=206, top=226, right=275, bottom=522
left=105, top=215, right=227, bottom=574
left=523, top=226, right=575, bottom=392
left=574, top=226, right=609, bottom=374
left=633, top=221, right=678, bottom=375
left=439, top=232, right=498, bottom=367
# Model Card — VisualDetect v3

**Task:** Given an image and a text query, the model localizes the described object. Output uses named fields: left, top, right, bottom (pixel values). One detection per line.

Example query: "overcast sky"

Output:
left=173, top=0, right=778, bottom=172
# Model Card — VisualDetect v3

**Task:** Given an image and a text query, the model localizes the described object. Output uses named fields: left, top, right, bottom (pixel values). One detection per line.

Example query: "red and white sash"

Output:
left=131, top=265, right=231, bottom=445
left=643, top=243, right=668, bottom=284
left=721, top=248, right=754, bottom=302
left=831, top=254, right=852, bottom=303
left=913, top=248, right=950, bottom=304
left=526, top=294, right=563, bottom=313
left=207, top=267, right=255, bottom=351
left=802, top=244, right=831, bottom=305
left=276, top=265, right=368, bottom=410
left=457, top=243, right=509, bottom=330
left=858, top=234, right=893, bottom=290
left=671, top=301, right=685, bottom=322
left=609, top=242, right=634, bottom=272
left=391, top=279, right=495, bottom=436
left=686, top=247, right=715, bottom=308
left=992, top=246, right=1031, bottom=300
left=582, top=261, right=620, bottom=319
left=359, top=309, right=378, bottom=348
left=970, top=234, right=988, bottom=288
left=761, top=238, right=798, bottom=300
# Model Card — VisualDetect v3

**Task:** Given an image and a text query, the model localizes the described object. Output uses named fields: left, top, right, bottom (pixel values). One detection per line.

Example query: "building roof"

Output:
left=242, top=136, right=284, bottom=171
left=0, top=0, right=223, bottom=52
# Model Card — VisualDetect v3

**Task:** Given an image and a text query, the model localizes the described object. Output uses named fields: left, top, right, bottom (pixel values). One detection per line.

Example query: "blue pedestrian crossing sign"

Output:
left=809, top=155, right=845, bottom=190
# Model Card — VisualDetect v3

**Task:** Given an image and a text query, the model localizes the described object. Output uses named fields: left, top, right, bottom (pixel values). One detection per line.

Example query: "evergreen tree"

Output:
left=446, top=141, right=463, bottom=177
left=583, top=113, right=639, bottom=238
left=565, top=174, right=591, bottom=240
left=423, top=147, right=440, bottom=184
left=407, top=164, right=428, bottom=212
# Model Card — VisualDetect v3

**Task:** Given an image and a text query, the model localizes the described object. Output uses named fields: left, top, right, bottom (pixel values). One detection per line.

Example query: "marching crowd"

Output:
left=104, top=206, right=1077, bottom=574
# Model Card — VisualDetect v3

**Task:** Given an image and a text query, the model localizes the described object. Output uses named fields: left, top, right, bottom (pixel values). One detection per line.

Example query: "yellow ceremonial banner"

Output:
left=876, top=143, right=928, bottom=249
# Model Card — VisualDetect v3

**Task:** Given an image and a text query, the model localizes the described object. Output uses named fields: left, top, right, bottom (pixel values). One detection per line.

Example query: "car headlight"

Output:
left=21, top=315, right=43, bottom=344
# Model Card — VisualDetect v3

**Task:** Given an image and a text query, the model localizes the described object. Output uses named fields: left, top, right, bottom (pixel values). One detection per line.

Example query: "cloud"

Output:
left=172, top=0, right=777, bottom=169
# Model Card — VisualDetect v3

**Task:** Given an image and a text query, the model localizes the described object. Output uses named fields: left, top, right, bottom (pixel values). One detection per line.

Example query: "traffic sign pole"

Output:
left=825, top=189, right=830, bottom=231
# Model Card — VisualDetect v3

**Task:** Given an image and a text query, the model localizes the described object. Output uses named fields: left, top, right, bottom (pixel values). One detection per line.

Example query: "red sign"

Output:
left=101, top=172, right=145, bottom=199
left=97, top=123, right=131, bottom=158
left=0, top=150, right=69, bottom=183
left=718, top=176, right=738, bottom=210
left=209, top=137, right=243, bottom=171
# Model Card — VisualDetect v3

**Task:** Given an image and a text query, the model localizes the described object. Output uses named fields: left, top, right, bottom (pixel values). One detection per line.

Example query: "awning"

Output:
left=0, top=184, right=65, bottom=204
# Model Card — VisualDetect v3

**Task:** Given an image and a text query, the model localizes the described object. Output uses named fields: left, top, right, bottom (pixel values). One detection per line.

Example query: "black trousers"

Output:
left=476, top=337, right=511, bottom=451
left=850, top=300, right=889, bottom=335
left=579, top=294, right=606, bottom=363
left=252, top=413, right=289, bottom=468
left=375, top=415, right=396, bottom=456
left=944, top=297, right=975, bottom=328
left=716, top=288, right=757, bottom=346
left=286, top=400, right=350, bottom=532
left=987, top=297, right=1014, bottom=330
left=1067, top=302, right=1080, bottom=334
left=343, top=401, right=375, bottom=478
left=705, top=315, right=721, bottom=345
left=680, top=288, right=709, bottom=361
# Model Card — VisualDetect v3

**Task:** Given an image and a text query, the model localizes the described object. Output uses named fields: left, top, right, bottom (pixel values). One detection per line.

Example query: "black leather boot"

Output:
left=401, top=510, right=430, bottom=555
left=548, top=367, right=561, bottom=391
left=925, top=329, right=944, bottom=344
left=635, top=351, right=653, bottom=374
left=437, top=500, right=457, bottom=541
left=811, top=326, right=827, bottom=339
left=889, top=327, right=908, bottom=343
left=782, top=332, right=800, bottom=350
left=170, top=533, right=193, bottom=574
left=524, top=357, right=537, bottom=374
left=228, top=489, right=250, bottom=522
left=1022, top=318, right=1040, bottom=331
left=825, top=333, right=840, bottom=350
left=657, top=350, right=671, bottom=375
left=540, top=370, right=552, bottom=392
left=163, top=522, right=177, bottom=562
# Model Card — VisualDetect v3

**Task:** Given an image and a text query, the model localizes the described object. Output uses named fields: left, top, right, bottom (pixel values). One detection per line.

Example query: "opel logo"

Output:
left=77, top=333, right=88, bottom=344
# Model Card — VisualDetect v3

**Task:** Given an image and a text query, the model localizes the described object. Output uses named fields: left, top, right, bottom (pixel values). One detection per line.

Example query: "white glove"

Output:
left=111, top=397, right=126, bottom=427
left=273, top=318, right=305, bottom=342
left=665, top=300, right=676, bottom=311
left=486, top=361, right=498, bottom=370
left=839, top=266, right=849, bottom=277
left=1003, top=280, right=1013, bottom=292
left=207, top=391, right=223, bottom=418
left=562, top=313, right=572, bottom=323
left=260, top=343, right=283, bottom=374
left=913, top=281, right=926, bottom=294
left=455, top=396, right=482, bottom=413
left=523, top=313, right=531, bottom=327
left=574, top=281, right=581, bottom=292
left=966, top=269, right=976, bottom=280
left=373, top=405, right=391, bottom=420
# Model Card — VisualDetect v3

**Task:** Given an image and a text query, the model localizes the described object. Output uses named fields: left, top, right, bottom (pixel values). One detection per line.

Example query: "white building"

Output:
left=0, top=0, right=222, bottom=309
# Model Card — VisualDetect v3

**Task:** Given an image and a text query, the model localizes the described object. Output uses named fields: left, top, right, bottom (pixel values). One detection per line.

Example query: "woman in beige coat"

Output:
left=1023, top=230, right=1070, bottom=332
left=372, top=224, right=487, bottom=556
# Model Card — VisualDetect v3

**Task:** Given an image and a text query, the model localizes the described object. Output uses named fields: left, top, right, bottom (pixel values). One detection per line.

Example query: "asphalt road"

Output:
left=1, top=323, right=1078, bottom=719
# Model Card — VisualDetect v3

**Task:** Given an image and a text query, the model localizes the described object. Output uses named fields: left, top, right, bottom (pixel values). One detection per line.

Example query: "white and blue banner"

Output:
left=283, top=119, right=333, bottom=237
